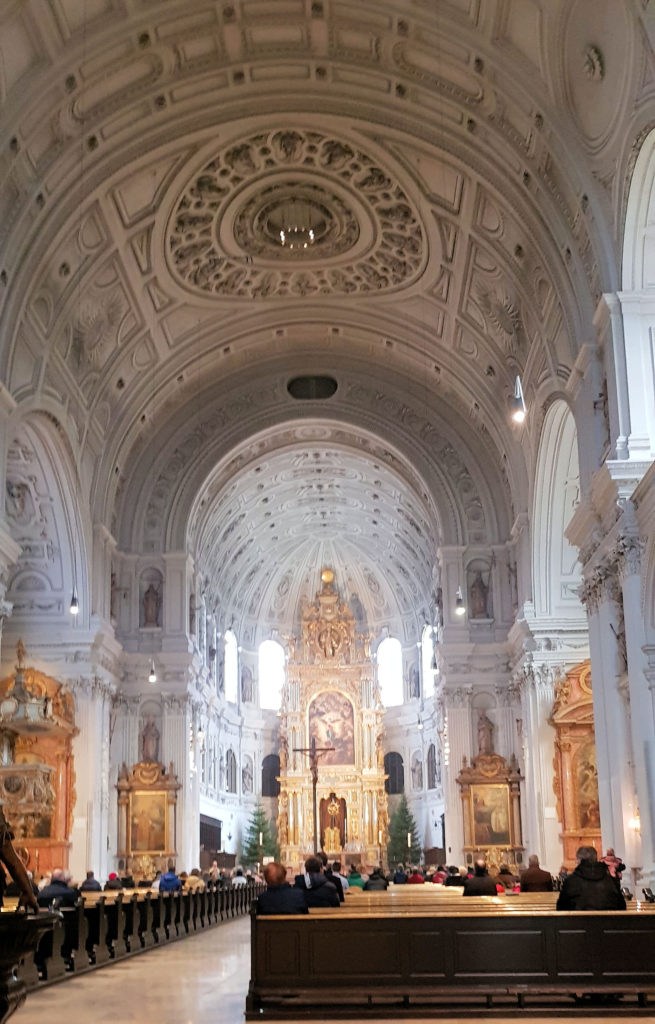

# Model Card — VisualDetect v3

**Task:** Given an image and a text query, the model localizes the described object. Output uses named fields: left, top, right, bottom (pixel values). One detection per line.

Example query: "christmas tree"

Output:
left=387, top=794, right=422, bottom=866
left=241, top=802, right=280, bottom=866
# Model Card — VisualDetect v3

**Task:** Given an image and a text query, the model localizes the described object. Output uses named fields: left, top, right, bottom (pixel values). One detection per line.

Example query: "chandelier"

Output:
left=276, top=198, right=319, bottom=250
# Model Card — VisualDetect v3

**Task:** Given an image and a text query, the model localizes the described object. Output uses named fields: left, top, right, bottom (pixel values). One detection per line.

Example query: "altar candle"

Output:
left=378, top=828, right=382, bottom=845
left=259, top=831, right=263, bottom=846
left=407, top=831, right=411, bottom=848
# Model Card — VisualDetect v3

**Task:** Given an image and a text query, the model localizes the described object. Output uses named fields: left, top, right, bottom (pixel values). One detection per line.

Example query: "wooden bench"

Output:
left=246, top=892, right=655, bottom=1017
left=6, top=881, right=264, bottom=991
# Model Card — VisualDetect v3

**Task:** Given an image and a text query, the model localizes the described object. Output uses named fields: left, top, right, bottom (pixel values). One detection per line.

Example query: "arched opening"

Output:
left=384, top=751, right=404, bottom=795
left=377, top=637, right=403, bottom=707
left=258, top=639, right=286, bottom=710
left=262, top=754, right=281, bottom=797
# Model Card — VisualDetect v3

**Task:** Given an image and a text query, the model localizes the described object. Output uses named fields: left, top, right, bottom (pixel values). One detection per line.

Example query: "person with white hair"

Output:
left=36, top=868, right=78, bottom=908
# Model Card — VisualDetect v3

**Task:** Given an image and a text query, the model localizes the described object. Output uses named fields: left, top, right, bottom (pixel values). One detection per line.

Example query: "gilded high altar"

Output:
left=277, top=569, right=388, bottom=869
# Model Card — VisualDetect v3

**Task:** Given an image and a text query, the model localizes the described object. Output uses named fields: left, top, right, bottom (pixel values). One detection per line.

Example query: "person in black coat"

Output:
left=37, top=869, right=79, bottom=908
left=463, top=860, right=498, bottom=896
left=294, top=855, right=340, bottom=907
left=318, top=850, right=344, bottom=901
left=79, top=870, right=102, bottom=892
left=556, top=846, right=626, bottom=911
left=364, top=867, right=389, bottom=890
left=258, top=862, right=308, bottom=914
left=443, top=865, right=465, bottom=886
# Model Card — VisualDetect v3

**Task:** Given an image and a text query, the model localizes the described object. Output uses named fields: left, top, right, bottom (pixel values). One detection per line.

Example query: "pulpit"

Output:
left=277, top=569, right=388, bottom=869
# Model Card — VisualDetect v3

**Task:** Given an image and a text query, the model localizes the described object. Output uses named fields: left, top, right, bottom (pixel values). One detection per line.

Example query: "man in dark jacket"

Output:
left=258, top=862, right=308, bottom=914
left=520, top=854, right=553, bottom=892
left=318, top=850, right=344, bottom=901
left=294, top=855, right=339, bottom=907
left=463, top=859, right=497, bottom=895
left=37, top=869, right=78, bottom=908
left=556, top=846, right=626, bottom=911
left=364, top=867, right=388, bottom=890
left=79, top=870, right=102, bottom=892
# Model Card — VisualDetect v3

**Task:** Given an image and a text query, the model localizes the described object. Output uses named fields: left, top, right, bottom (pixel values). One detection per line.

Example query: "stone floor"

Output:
left=14, top=916, right=649, bottom=1024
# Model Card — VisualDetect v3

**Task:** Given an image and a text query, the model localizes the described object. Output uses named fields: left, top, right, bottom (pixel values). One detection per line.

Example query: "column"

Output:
left=617, top=532, right=655, bottom=882
left=162, top=694, right=194, bottom=869
left=69, top=678, right=113, bottom=882
left=581, top=568, right=635, bottom=858
left=442, top=685, right=472, bottom=863
left=518, top=664, right=560, bottom=869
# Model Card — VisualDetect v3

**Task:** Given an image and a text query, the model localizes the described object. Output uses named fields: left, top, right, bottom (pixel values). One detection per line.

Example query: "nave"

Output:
left=13, top=916, right=648, bottom=1024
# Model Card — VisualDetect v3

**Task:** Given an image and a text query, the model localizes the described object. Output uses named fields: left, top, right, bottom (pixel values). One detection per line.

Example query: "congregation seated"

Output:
left=392, top=862, right=407, bottom=885
left=104, top=872, right=123, bottom=891
left=294, top=855, right=340, bottom=907
left=556, top=846, right=626, bottom=911
left=258, top=862, right=308, bottom=915
left=443, top=865, right=465, bottom=886
left=37, top=868, right=78, bottom=908
left=463, top=859, right=497, bottom=896
left=364, top=867, right=388, bottom=891
left=426, top=864, right=447, bottom=884
left=318, top=851, right=344, bottom=901
left=519, top=854, right=553, bottom=892
left=150, top=870, right=162, bottom=890
left=232, top=867, right=248, bottom=887
left=159, top=860, right=182, bottom=893
left=5, top=868, right=38, bottom=899
left=183, top=868, right=206, bottom=892
left=346, top=864, right=365, bottom=889
left=332, top=861, right=349, bottom=893
left=407, top=866, right=425, bottom=884
left=494, top=863, right=517, bottom=890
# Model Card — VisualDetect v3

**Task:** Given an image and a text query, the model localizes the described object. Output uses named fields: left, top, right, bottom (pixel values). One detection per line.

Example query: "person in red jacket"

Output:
left=407, top=866, right=425, bottom=884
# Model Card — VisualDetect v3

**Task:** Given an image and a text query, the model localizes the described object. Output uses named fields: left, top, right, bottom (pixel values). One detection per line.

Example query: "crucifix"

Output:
left=293, top=735, right=335, bottom=853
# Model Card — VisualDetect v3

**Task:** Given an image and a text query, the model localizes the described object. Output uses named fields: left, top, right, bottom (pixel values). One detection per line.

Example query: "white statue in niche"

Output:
left=140, top=718, right=160, bottom=763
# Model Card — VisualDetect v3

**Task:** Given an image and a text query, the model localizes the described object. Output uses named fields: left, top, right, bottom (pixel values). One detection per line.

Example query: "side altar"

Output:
left=277, top=569, right=388, bottom=869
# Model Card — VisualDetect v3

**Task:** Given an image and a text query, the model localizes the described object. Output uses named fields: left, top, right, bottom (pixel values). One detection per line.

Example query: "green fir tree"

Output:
left=387, top=794, right=422, bottom=866
left=241, top=802, right=280, bottom=867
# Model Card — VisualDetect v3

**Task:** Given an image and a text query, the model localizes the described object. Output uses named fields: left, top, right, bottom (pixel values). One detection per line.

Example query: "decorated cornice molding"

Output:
left=444, top=684, right=473, bottom=708
left=66, top=673, right=116, bottom=701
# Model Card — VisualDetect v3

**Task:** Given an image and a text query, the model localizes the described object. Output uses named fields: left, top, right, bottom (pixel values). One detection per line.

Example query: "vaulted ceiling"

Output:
left=0, top=0, right=650, bottom=639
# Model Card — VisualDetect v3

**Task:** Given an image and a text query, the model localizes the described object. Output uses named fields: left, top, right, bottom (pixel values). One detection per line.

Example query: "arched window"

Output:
left=258, top=639, right=286, bottom=710
left=377, top=637, right=403, bottom=707
left=224, top=630, right=238, bottom=704
left=427, top=743, right=437, bottom=790
left=225, top=748, right=237, bottom=793
left=384, top=751, right=404, bottom=794
left=421, top=625, right=435, bottom=699
left=262, top=753, right=281, bottom=797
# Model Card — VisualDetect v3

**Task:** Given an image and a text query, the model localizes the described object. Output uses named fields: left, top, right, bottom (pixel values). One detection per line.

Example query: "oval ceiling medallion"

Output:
left=166, top=128, right=426, bottom=298
left=287, top=375, right=338, bottom=400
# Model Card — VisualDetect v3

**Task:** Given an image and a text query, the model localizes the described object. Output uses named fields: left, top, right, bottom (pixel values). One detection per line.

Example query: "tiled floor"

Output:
left=14, top=916, right=649, bottom=1024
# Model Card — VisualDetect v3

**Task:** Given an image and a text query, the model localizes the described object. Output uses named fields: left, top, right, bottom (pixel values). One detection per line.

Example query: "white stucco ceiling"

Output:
left=0, top=0, right=648, bottom=637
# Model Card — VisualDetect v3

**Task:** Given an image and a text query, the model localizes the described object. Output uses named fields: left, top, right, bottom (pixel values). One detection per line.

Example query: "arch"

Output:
left=262, top=754, right=281, bottom=798
left=3, top=411, right=90, bottom=635
left=377, top=637, right=403, bottom=708
left=258, top=640, right=285, bottom=711
left=384, top=751, right=404, bottom=795
left=531, top=401, right=585, bottom=621
left=623, top=128, right=655, bottom=292
left=225, top=749, right=237, bottom=794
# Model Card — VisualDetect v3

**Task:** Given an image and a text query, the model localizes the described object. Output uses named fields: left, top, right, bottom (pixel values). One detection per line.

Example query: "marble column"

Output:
left=442, top=686, right=472, bottom=863
left=162, top=695, right=194, bottom=870
left=69, top=678, right=113, bottom=882
left=518, top=665, right=560, bottom=870
left=581, top=569, right=635, bottom=860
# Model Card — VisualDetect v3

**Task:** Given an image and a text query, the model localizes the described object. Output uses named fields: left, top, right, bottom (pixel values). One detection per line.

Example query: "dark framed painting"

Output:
left=471, top=783, right=511, bottom=846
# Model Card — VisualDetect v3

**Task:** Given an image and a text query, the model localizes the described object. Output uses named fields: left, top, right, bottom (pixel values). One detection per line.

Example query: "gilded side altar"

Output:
left=277, top=569, right=388, bottom=869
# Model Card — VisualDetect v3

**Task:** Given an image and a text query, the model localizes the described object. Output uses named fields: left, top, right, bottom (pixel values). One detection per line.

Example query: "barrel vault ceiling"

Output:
left=0, top=0, right=649, bottom=638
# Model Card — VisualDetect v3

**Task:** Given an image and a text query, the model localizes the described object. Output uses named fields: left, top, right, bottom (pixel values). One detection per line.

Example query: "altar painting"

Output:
left=309, top=691, right=354, bottom=765
left=471, top=784, right=511, bottom=846
left=130, top=790, right=167, bottom=852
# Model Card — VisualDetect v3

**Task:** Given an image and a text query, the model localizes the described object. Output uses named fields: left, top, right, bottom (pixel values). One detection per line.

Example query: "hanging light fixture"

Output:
left=69, top=586, right=79, bottom=616
left=148, top=659, right=157, bottom=684
left=417, top=714, right=424, bottom=731
left=455, top=586, right=466, bottom=616
left=510, top=375, right=527, bottom=423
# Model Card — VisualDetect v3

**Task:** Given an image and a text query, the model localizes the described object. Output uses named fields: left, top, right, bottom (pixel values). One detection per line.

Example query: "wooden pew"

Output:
left=246, top=896, right=655, bottom=1017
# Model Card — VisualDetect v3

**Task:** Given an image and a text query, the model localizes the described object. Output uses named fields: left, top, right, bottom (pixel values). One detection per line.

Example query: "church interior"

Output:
left=1, top=0, right=655, bottom=1016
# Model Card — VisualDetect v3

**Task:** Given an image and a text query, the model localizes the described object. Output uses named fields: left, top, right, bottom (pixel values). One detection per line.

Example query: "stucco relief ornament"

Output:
left=167, top=128, right=425, bottom=299
left=583, top=46, right=605, bottom=81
